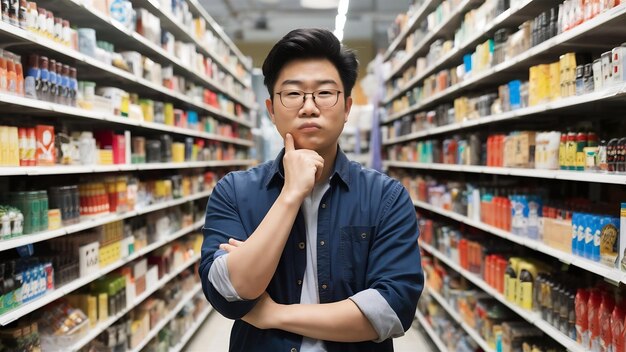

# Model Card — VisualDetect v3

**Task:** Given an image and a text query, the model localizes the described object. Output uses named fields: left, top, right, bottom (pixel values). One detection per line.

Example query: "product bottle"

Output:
left=0, top=55, right=7, bottom=92
left=48, top=59, right=57, bottom=102
left=14, top=55, right=22, bottom=96
left=543, top=279, right=554, bottom=322
left=61, top=64, right=69, bottom=105
left=38, top=56, right=49, bottom=101
left=568, top=290, right=577, bottom=340
left=551, top=282, right=562, bottom=325
left=611, top=302, right=625, bottom=352
left=6, top=54, right=16, bottom=94
left=560, top=288, right=571, bottom=334
left=607, top=138, right=619, bottom=173
left=600, top=292, right=615, bottom=352
left=566, top=131, right=577, bottom=170
left=589, top=289, right=603, bottom=351
left=17, top=0, right=26, bottom=29
left=559, top=133, right=568, bottom=169
left=584, top=63, right=594, bottom=93
left=69, top=67, right=77, bottom=106
left=519, top=267, right=534, bottom=310
left=597, top=139, right=608, bottom=172
left=55, top=61, right=62, bottom=104
left=3, top=261, right=15, bottom=310
left=575, top=131, right=588, bottom=171
left=24, top=54, right=38, bottom=99
left=575, top=65, right=585, bottom=95
left=0, top=263, right=5, bottom=314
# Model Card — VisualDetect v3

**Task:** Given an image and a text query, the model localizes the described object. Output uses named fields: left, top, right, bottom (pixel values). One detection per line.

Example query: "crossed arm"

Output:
left=221, top=239, right=378, bottom=342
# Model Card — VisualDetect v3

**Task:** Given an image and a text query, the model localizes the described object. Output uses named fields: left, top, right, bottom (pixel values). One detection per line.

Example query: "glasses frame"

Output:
left=274, top=89, right=343, bottom=109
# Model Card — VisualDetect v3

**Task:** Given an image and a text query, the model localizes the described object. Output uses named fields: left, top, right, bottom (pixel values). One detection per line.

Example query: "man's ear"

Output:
left=265, top=98, right=275, bottom=124
left=344, top=96, right=353, bottom=124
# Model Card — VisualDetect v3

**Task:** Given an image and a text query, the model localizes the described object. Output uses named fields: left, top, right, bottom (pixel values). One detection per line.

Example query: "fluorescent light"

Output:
left=300, top=0, right=339, bottom=9
left=333, top=30, right=344, bottom=41
left=335, top=14, right=346, bottom=30
left=338, top=0, right=349, bottom=15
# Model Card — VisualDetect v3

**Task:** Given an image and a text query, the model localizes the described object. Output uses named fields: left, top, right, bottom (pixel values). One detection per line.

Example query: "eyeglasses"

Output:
left=275, top=89, right=342, bottom=109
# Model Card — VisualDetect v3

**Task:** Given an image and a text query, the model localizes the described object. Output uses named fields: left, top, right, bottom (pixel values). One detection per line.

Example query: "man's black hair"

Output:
left=262, top=28, right=359, bottom=99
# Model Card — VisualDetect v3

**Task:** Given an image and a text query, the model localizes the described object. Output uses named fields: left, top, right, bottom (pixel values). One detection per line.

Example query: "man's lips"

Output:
left=298, top=123, right=321, bottom=130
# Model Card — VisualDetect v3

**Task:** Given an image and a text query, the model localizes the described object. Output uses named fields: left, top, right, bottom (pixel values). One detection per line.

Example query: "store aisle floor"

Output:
left=185, top=311, right=436, bottom=351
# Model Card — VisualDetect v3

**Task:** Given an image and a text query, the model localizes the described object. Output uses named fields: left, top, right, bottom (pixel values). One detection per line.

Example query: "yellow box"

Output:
left=542, top=218, right=572, bottom=253
left=47, top=209, right=62, bottom=230
left=549, top=62, right=561, bottom=101
left=98, top=293, right=108, bottom=322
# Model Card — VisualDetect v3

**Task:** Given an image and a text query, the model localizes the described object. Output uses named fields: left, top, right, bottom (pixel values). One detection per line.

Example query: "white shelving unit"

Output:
left=383, top=83, right=626, bottom=145
left=170, top=306, right=214, bottom=352
left=129, top=283, right=204, bottom=352
left=69, top=253, right=202, bottom=351
left=0, top=220, right=204, bottom=325
left=381, top=1, right=626, bottom=351
left=0, top=191, right=211, bottom=252
left=0, top=0, right=253, bottom=349
left=384, top=161, right=626, bottom=185
left=414, top=308, right=449, bottom=352
left=383, top=3, right=626, bottom=123
left=420, top=242, right=586, bottom=352
left=427, top=288, right=494, bottom=352
left=383, top=0, right=439, bottom=62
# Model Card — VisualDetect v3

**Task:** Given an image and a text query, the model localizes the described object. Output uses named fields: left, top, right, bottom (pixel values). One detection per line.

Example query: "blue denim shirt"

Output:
left=199, top=148, right=423, bottom=352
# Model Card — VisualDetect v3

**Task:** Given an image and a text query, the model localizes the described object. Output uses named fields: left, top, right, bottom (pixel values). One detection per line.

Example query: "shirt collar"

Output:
left=264, top=146, right=351, bottom=190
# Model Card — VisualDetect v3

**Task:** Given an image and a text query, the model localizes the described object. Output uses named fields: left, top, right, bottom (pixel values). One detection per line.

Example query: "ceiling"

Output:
left=199, top=0, right=411, bottom=47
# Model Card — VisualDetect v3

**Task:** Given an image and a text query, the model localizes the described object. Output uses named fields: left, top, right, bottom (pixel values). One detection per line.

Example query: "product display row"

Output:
left=0, top=170, right=220, bottom=239
left=390, top=170, right=624, bottom=270
left=0, top=48, right=253, bottom=130
left=0, top=123, right=250, bottom=169
left=0, top=0, right=252, bottom=99
left=385, top=129, right=626, bottom=174
left=0, top=233, right=203, bottom=352
left=419, top=214, right=626, bottom=352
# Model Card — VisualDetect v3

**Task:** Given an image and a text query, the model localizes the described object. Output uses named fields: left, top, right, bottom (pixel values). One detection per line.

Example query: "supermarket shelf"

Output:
left=0, top=220, right=204, bottom=326
left=0, top=190, right=211, bottom=252
left=427, top=288, right=495, bottom=352
left=384, top=0, right=480, bottom=82
left=414, top=308, right=448, bottom=352
left=384, top=161, right=626, bottom=185
left=131, top=0, right=250, bottom=88
left=186, top=0, right=252, bottom=72
left=129, top=283, right=203, bottom=352
left=0, top=91, right=253, bottom=131
left=170, top=306, right=214, bottom=352
left=383, top=3, right=626, bottom=123
left=383, top=83, right=626, bottom=144
left=383, top=0, right=438, bottom=61
left=20, top=0, right=252, bottom=109
left=69, top=255, right=202, bottom=351
left=420, top=242, right=586, bottom=352
left=0, top=160, right=255, bottom=177
left=384, top=0, right=540, bottom=104
left=413, top=199, right=625, bottom=284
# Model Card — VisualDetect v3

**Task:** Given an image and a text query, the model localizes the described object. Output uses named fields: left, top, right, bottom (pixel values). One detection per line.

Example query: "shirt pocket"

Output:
left=340, top=225, right=375, bottom=292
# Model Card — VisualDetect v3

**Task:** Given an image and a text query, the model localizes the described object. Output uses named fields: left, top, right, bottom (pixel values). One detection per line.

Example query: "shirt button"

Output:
left=320, top=240, right=325, bottom=246
left=291, top=348, right=298, bottom=352
left=298, top=242, right=305, bottom=249
left=297, top=280, right=302, bottom=285
left=321, top=203, right=327, bottom=209
left=361, top=232, right=367, bottom=239
left=321, top=284, right=327, bottom=290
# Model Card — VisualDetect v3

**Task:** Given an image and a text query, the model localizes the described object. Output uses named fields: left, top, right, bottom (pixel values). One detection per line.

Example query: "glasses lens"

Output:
left=281, top=91, right=304, bottom=109
left=314, top=90, right=339, bottom=108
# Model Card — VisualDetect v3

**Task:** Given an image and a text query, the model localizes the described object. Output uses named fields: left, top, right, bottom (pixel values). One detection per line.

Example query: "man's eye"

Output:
left=286, top=92, right=302, bottom=96
left=317, top=91, right=333, bottom=96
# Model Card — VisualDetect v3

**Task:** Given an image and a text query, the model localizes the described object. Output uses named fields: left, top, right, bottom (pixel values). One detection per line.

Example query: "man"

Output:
left=199, top=28, right=423, bottom=352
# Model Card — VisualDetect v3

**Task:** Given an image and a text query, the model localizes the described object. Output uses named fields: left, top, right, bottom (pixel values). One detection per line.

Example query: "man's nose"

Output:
left=300, top=95, right=319, bottom=116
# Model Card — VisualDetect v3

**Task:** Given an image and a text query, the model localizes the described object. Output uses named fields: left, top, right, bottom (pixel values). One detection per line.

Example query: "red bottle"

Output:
left=611, top=302, right=625, bottom=352
left=600, top=292, right=616, bottom=352
left=588, top=289, right=603, bottom=350
left=576, top=289, right=589, bottom=346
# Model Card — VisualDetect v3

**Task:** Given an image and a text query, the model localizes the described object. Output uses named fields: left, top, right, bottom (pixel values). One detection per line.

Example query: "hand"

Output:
left=219, top=238, right=244, bottom=253
left=282, top=133, right=324, bottom=202
left=242, top=292, right=281, bottom=330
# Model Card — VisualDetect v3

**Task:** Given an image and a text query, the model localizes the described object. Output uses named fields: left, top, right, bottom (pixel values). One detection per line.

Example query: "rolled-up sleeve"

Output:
left=361, top=182, right=424, bottom=339
left=199, top=173, right=259, bottom=319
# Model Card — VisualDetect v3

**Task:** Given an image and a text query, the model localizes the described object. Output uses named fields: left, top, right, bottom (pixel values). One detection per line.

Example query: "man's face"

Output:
left=266, top=58, right=352, bottom=155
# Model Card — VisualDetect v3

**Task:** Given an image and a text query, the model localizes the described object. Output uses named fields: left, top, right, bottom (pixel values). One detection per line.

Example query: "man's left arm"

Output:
left=240, top=182, right=424, bottom=342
